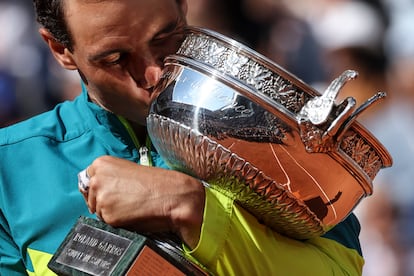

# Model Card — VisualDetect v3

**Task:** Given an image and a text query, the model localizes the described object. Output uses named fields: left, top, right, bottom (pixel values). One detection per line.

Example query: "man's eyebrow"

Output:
left=153, top=17, right=183, bottom=39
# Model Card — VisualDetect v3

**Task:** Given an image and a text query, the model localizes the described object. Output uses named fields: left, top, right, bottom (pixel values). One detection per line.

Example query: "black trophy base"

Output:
left=48, top=216, right=207, bottom=276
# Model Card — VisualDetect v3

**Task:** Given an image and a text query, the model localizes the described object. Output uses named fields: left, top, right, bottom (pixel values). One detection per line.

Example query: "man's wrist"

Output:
left=171, top=175, right=206, bottom=248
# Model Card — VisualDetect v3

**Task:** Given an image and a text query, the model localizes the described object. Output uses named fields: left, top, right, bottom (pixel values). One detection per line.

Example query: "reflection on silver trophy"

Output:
left=147, top=27, right=392, bottom=239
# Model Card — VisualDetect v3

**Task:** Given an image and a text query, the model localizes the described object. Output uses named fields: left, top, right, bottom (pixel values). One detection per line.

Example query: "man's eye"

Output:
left=152, top=33, right=172, bottom=43
left=102, top=52, right=124, bottom=65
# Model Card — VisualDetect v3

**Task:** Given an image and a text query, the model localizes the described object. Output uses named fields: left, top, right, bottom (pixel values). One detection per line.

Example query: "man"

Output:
left=0, top=0, right=364, bottom=275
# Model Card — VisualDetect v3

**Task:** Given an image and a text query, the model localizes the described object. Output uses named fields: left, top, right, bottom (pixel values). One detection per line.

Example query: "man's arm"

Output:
left=84, top=156, right=364, bottom=275
left=184, top=188, right=364, bottom=275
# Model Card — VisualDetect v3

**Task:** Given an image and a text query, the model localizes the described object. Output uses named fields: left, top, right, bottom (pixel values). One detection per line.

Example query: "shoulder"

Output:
left=0, top=97, right=89, bottom=147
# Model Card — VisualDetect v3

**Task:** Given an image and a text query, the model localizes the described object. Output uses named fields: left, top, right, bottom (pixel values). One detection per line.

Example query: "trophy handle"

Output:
left=298, top=70, right=358, bottom=125
left=336, top=92, right=387, bottom=141
left=298, top=70, right=387, bottom=154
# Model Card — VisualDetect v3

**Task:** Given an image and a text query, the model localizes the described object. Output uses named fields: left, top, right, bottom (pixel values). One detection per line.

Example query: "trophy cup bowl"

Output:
left=147, top=27, right=392, bottom=239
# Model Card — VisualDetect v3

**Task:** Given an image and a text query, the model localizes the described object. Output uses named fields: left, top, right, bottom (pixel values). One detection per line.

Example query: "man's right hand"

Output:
left=79, top=155, right=206, bottom=248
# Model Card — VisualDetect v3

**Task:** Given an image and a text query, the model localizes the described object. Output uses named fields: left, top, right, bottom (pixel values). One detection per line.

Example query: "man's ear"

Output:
left=39, top=28, right=77, bottom=70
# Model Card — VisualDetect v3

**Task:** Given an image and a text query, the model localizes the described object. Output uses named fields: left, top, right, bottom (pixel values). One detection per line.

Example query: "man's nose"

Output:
left=142, top=65, right=162, bottom=90
left=129, top=51, right=163, bottom=89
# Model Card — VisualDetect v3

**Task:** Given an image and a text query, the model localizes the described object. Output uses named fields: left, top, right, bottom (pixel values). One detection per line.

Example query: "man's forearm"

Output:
left=184, top=188, right=364, bottom=275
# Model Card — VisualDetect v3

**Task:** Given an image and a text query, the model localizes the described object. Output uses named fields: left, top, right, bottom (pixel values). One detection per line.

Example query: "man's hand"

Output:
left=79, top=155, right=205, bottom=248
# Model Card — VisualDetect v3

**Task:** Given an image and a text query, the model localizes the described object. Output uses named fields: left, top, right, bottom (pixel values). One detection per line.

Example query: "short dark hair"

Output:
left=32, top=0, right=73, bottom=50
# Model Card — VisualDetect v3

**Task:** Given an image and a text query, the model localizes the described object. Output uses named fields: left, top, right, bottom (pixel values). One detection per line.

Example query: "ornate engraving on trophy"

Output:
left=178, top=33, right=310, bottom=115
left=340, top=131, right=383, bottom=179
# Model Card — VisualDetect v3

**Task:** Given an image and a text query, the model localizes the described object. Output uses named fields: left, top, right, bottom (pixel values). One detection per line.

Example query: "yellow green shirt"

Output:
left=185, top=188, right=364, bottom=275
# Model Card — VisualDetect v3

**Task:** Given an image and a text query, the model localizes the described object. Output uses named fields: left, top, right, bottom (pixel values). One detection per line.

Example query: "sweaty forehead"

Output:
left=65, top=0, right=179, bottom=20
left=64, top=0, right=181, bottom=40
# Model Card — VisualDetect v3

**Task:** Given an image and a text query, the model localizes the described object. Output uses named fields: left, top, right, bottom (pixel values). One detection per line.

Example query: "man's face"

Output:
left=63, top=0, right=187, bottom=125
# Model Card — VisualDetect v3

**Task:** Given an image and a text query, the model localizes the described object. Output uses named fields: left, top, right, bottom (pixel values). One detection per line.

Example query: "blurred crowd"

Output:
left=1, top=0, right=413, bottom=275
left=0, top=0, right=80, bottom=127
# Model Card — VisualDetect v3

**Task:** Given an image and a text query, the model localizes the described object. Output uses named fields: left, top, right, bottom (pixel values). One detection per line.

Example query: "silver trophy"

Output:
left=147, top=27, right=392, bottom=239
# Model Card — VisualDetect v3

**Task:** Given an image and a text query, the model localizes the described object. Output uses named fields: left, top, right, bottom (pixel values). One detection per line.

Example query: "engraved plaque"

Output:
left=48, top=216, right=207, bottom=276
